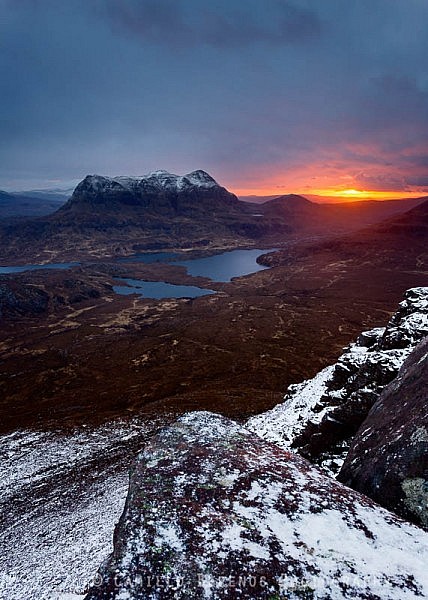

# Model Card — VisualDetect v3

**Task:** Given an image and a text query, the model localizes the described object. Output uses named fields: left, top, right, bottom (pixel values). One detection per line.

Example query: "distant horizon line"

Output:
left=1, top=176, right=426, bottom=204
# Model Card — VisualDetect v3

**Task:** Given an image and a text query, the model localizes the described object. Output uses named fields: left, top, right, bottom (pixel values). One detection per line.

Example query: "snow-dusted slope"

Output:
left=247, top=287, right=428, bottom=475
left=0, top=415, right=171, bottom=600
left=246, top=365, right=335, bottom=450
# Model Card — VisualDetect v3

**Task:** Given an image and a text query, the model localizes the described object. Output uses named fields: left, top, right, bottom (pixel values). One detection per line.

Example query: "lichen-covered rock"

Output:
left=247, top=287, right=428, bottom=475
left=338, top=338, right=428, bottom=528
left=85, top=412, right=428, bottom=600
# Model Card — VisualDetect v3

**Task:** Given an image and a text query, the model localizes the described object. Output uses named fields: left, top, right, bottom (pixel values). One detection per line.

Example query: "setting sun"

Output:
left=338, top=189, right=367, bottom=197
left=311, top=188, right=425, bottom=201
left=233, top=183, right=425, bottom=201
left=229, top=165, right=428, bottom=201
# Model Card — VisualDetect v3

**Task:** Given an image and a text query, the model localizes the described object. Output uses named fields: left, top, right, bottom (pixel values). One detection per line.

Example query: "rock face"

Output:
left=338, top=338, right=428, bottom=528
left=247, top=287, right=428, bottom=475
left=85, top=412, right=428, bottom=600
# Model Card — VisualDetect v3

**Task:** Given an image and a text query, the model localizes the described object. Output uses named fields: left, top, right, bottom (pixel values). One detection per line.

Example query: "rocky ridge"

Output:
left=247, top=287, right=428, bottom=475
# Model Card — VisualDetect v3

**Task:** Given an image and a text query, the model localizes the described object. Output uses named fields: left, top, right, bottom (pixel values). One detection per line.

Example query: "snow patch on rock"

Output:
left=247, top=365, right=335, bottom=448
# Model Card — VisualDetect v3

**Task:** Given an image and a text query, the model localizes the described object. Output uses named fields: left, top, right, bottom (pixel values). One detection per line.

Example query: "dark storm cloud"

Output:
left=101, top=0, right=322, bottom=48
left=1, top=0, right=428, bottom=192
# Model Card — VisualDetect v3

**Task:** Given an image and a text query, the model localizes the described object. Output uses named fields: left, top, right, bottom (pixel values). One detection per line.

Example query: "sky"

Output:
left=1, top=0, right=428, bottom=198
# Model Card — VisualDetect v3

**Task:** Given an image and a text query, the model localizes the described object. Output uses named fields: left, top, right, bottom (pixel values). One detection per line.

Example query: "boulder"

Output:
left=85, top=412, right=428, bottom=599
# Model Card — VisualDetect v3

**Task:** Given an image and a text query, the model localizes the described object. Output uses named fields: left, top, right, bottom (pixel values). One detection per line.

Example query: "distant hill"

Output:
left=373, top=196, right=428, bottom=236
left=0, top=190, right=65, bottom=220
left=242, top=191, right=427, bottom=212
left=242, top=192, right=427, bottom=209
left=262, top=197, right=428, bottom=272
left=12, top=187, right=74, bottom=202
left=238, top=194, right=280, bottom=203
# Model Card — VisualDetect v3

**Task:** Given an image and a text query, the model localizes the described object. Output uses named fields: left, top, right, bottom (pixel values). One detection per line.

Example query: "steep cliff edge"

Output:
left=85, top=412, right=428, bottom=600
left=247, top=287, right=428, bottom=476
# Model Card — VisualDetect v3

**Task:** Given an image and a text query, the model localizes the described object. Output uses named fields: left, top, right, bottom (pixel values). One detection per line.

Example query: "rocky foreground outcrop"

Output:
left=338, top=337, right=428, bottom=528
left=85, top=412, right=428, bottom=600
left=247, top=287, right=428, bottom=475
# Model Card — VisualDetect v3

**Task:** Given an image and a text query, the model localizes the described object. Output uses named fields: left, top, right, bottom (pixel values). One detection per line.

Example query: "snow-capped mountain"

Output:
left=72, top=170, right=219, bottom=199
left=0, top=169, right=252, bottom=262
left=66, top=169, right=237, bottom=213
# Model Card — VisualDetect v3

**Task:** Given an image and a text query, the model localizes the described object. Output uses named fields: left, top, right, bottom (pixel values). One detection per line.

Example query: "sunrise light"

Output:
left=232, top=183, right=425, bottom=202
left=230, top=166, right=428, bottom=202
left=338, top=189, right=367, bottom=197
left=312, top=188, right=425, bottom=201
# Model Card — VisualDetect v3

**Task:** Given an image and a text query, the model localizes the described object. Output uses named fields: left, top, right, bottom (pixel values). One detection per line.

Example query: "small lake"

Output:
left=0, top=248, right=276, bottom=299
left=113, top=278, right=216, bottom=300
left=120, top=248, right=276, bottom=282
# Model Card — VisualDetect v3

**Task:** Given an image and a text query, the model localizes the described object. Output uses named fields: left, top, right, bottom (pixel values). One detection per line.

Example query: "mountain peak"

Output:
left=184, top=169, right=218, bottom=187
left=73, top=170, right=220, bottom=197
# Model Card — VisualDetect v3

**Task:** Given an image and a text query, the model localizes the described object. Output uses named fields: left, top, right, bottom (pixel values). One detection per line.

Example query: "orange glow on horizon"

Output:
left=308, top=188, right=425, bottom=201
left=231, top=185, right=425, bottom=202
left=228, top=158, right=428, bottom=201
